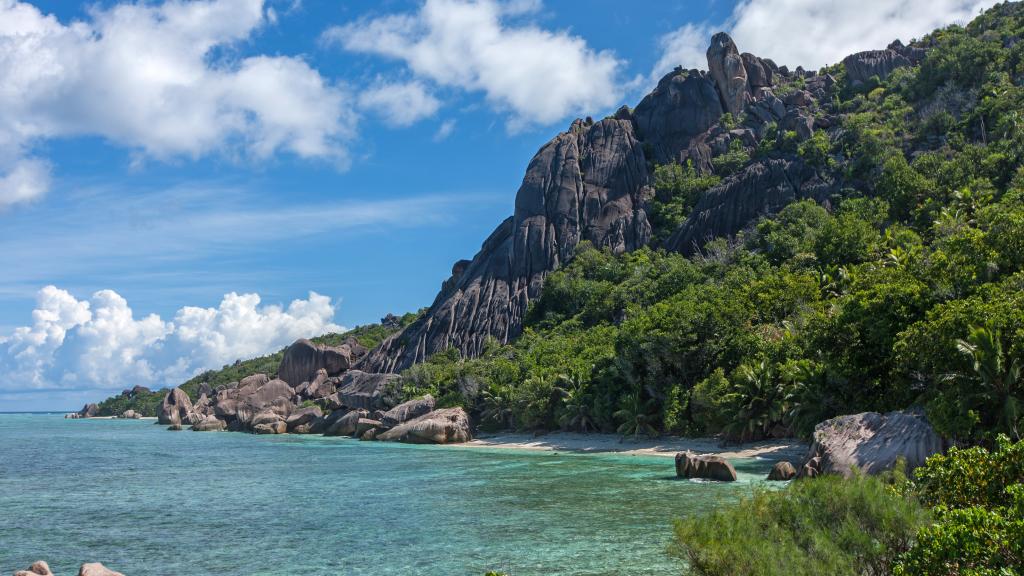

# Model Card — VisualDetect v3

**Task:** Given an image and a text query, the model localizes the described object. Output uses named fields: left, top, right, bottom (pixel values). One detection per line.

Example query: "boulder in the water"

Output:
left=767, top=461, right=797, bottom=481
left=675, top=451, right=737, bottom=482
left=78, top=563, right=124, bottom=576
left=14, top=560, right=53, bottom=576
left=377, top=408, right=472, bottom=444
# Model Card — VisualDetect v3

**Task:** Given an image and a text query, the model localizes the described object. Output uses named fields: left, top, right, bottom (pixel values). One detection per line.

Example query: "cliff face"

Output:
left=360, top=116, right=652, bottom=372
left=361, top=31, right=892, bottom=373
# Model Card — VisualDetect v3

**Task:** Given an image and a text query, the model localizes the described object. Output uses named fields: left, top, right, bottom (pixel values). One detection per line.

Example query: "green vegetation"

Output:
left=674, top=436, right=1024, bottom=576
left=388, top=3, right=1024, bottom=446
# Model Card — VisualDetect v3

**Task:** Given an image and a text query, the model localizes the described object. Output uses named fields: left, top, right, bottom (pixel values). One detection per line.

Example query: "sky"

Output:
left=0, top=0, right=998, bottom=411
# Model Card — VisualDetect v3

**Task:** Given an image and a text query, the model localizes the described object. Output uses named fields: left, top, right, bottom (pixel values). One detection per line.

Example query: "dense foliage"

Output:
left=673, top=437, right=1024, bottom=576
left=392, top=3, right=1024, bottom=444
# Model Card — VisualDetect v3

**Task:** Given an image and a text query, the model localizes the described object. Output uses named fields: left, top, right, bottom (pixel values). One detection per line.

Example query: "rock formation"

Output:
left=78, top=563, right=124, bottom=576
left=675, top=451, right=738, bottom=482
left=842, top=39, right=925, bottom=87
left=277, top=339, right=356, bottom=387
left=380, top=395, right=436, bottom=428
left=377, top=407, right=472, bottom=444
left=157, top=388, right=194, bottom=426
left=767, top=461, right=797, bottom=481
left=706, top=32, right=749, bottom=116
left=335, top=370, right=399, bottom=411
left=14, top=560, right=53, bottom=576
left=800, top=409, right=946, bottom=477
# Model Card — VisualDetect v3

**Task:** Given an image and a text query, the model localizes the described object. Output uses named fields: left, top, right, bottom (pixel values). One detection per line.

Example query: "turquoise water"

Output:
left=0, top=414, right=773, bottom=575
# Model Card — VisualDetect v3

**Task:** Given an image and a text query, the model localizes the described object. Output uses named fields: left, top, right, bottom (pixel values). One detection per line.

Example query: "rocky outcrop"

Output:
left=767, top=461, right=797, bottom=481
left=286, top=406, right=323, bottom=432
left=633, top=68, right=722, bottom=165
left=675, top=451, right=738, bottom=481
left=323, top=409, right=368, bottom=437
left=191, top=415, right=226, bottom=432
left=707, top=32, right=749, bottom=116
left=842, top=48, right=912, bottom=87
left=380, top=395, right=436, bottom=429
left=667, top=159, right=831, bottom=253
left=377, top=407, right=472, bottom=444
left=360, top=115, right=652, bottom=373
left=14, top=560, right=53, bottom=576
left=78, top=563, right=124, bottom=576
left=277, top=339, right=354, bottom=387
left=158, top=388, right=194, bottom=426
left=77, top=403, right=99, bottom=418
left=119, top=410, right=141, bottom=419
left=801, top=410, right=945, bottom=477
left=335, top=370, right=399, bottom=411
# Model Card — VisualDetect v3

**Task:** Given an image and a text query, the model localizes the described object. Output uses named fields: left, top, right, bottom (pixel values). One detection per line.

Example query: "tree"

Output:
left=613, top=389, right=658, bottom=440
left=955, top=324, right=1023, bottom=440
left=721, top=360, right=789, bottom=442
left=555, top=373, right=595, bottom=433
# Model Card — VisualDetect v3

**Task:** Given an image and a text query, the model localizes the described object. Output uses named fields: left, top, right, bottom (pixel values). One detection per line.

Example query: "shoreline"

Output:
left=455, top=431, right=809, bottom=461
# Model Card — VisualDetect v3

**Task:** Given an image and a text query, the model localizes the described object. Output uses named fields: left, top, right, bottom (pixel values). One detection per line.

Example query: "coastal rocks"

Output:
left=355, top=418, right=382, bottom=438
left=78, top=563, right=124, bottom=576
left=119, top=410, right=141, bottom=419
left=335, top=371, right=399, bottom=411
left=286, top=406, right=323, bottom=432
left=158, top=388, right=194, bottom=426
left=277, top=339, right=354, bottom=387
left=191, top=415, right=226, bottom=432
left=801, top=409, right=945, bottom=477
left=675, top=451, right=738, bottom=482
left=239, top=373, right=270, bottom=390
left=377, top=407, right=472, bottom=444
left=79, top=403, right=99, bottom=418
left=254, top=421, right=287, bottom=435
left=767, top=461, right=798, bottom=481
left=380, top=395, right=436, bottom=428
left=14, top=560, right=53, bottom=576
left=323, top=409, right=368, bottom=437
left=707, top=32, right=749, bottom=116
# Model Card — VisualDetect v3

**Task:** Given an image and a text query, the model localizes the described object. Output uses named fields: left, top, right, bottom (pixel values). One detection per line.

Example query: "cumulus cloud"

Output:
left=0, top=286, right=343, bottom=394
left=323, top=0, right=625, bottom=129
left=0, top=0, right=356, bottom=207
left=655, top=0, right=998, bottom=76
left=359, top=80, right=442, bottom=127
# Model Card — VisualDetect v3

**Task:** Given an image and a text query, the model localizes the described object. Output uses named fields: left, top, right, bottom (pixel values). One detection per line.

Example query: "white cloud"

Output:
left=434, top=119, right=457, bottom=142
left=323, top=0, right=625, bottom=129
left=0, top=286, right=343, bottom=393
left=655, top=0, right=998, bottom=75
left=0, top=0, right=356, bottom=206
left=359, top=80, right=442, bottom=127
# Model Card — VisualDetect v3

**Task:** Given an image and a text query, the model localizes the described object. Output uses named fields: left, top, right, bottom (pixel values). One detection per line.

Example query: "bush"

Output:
left=672, top=471, right=929, bottom=576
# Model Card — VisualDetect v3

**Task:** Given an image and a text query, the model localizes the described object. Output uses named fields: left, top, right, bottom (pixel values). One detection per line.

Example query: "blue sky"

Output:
left=0, top=0, right=996, bottom=410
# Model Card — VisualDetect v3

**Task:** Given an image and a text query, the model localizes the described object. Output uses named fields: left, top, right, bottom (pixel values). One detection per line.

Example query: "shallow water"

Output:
left=0, top=414, right=774, bottom=575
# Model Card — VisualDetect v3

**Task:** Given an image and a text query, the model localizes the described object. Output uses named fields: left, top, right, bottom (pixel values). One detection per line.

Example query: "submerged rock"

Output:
left=767, top=461, right=797, bottom=481
left=802, top=410, right=945, bottom=477
left=675, top=451, right=737, bottom=482
left=14, top=560, right=53, bottom=576
left=377, top=407, right=472, bottom=444
left=78, top=563, right=124, bottom=576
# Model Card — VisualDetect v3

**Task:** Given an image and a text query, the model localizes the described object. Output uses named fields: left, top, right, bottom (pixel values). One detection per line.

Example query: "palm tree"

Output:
left=613, top=388, right=658, bottom=440
left=956, top=324, right=1022, bottom=440
left=480, top=388, right=514, bottom=430
left=556, top=373, right=594, bottom=433
left=721, top=360, right=788, bottom=442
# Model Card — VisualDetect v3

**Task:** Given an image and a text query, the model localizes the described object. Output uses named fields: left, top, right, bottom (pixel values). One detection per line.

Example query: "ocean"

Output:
left=0, top=414, right=773, bottom=575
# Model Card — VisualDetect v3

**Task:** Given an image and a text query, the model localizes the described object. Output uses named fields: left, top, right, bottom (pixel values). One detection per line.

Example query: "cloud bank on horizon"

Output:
left=0, top=286, right=342, bottom=403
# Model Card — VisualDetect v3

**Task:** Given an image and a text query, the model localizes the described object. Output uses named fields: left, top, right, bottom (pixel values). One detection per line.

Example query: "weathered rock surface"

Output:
left=78, top=563, right=124, bottom=576
left=377, top=407, right=472, bottom=444
left=323, top=409, right=368, bottom=437
left=380, top=395, right=436, bottom=429
left=335, top=370, right=399, bottom=411
left=278, top=339, right=353, bottom=387
left=801, top=410, right=945, bottom=477
left=239, top=373, right=270, bottom=390
left=191, top=415, right=226, bottom=432
left=675, top=451, right=738, bottom=482
left=843, top=48, right=911, bottom=87
left=286, top=406, right=323, bottom=432
left=78, top=403, right=99, bottom=418
left=355, top=418, right=382, bottom=437
left=119, top=410, right=141, bottom=419
left=14, top=560, right=53, bottom=576
left=707, top=32, right=749, bottom=115
left=360, top=115, right=652, bottom=373
left=632, top=68, right=722, bottom=165
left=767, top=461, right=798, bottom=481
left=667, top=159, right=830, bottom=253
left=158, top=388, right=194, bottom=426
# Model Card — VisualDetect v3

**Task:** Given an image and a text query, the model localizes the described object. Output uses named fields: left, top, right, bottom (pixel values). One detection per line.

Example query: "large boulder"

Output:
left=802, top=410, right=945, bottom=477
left=286, top=406, right=323, bottom=432
left=632, top=68, right=722, bottom=165
left=78, top=403, right=99, bottom=418
left=675, top=451, right=738, bottom=482
left=191, top=415, right=226, bottom=432
left=323, top=409, right=367, bottom=437
left=278, top=339, right=352, bottom=387
left=254, top=421, right=287, bottom=435
left=707, top=32, right=749, bottom=116
left=119, top=410, right=141, bottom=419
left=355, top=418, right=382, bottom=438
left=380, top=394, right=436, bottom=429
left=767, top=461, right=798, bottom=481
left=14, top=560, right=53, bottom=576
left=78, top=563, right=124, bottom=576
left=158, top=387, right=194, bottom=425
left=335, top=370, right=400, bottom=411
left=377, top=408, right=472, bottom=444
left=843, top=48, right=911, bottom=87
left=239, top=373, right=270, bottom=389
